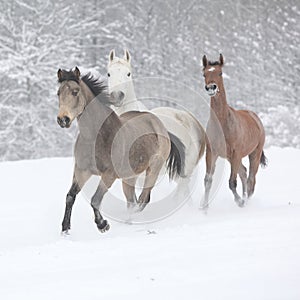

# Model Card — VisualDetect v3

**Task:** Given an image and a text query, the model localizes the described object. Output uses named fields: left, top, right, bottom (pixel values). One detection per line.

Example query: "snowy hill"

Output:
left=0, top=147, right=299, bottom=299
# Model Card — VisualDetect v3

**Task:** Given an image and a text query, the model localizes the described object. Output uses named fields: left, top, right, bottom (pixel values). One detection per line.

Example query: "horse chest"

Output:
left=74, top=136, right=101, bottom=174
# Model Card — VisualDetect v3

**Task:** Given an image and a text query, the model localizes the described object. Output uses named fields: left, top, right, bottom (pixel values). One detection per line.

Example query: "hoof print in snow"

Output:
left=147, top=230, right=157, bottom=235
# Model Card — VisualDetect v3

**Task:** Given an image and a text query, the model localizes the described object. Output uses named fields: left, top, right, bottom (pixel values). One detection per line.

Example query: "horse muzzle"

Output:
left=110, top=91, right=125, bottom=107
left=205, top=84, right=218, bottom=96
left=57, top=116, right=71, bottom=128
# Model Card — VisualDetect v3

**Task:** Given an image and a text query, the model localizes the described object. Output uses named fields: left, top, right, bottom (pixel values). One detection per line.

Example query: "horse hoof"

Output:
left=199, top=202, right=209, bottom=209
left=98, top=220, right=110, bottom=233
left=61, top=230, right=70, bottom=237
left=236, top=198, right=245, bottom=207
left=202, top=208, right=209, bottom=215
left=137, top=203, right=147, bottom=212
left=100, top=224, right=110, bottom=233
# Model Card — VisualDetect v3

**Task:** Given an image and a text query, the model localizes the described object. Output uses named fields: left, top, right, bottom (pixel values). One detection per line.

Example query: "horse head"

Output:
left=202, top=54, right=224, bottom=97
left=57, top=67, right=85, bottom=128
left=107, top=49, right=133, bottom=107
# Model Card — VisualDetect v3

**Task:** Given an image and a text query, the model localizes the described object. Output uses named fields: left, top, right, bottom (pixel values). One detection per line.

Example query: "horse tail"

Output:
left=166, top=132, right=186, bottom=180
left=260, top=150, right=268, bottom=168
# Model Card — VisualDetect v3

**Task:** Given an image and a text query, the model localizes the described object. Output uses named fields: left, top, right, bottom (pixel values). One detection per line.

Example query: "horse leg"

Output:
left=201, top=145, right=218, bottom=210
left=238, top=163, right=248, bottom=199
left=122, top=177, right=138, bottom=220
left=62, top=168, right=91, bottom=233
left=229, top=154, right=244, bottom=207
left=91, top=173, right=116, bottom=232
left=247, top=148, right=262, bottom=198
left=136, top=158, right=163, bottom=212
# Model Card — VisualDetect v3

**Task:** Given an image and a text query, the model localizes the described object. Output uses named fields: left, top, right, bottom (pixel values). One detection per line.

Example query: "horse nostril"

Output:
left=64, top=116, right=70, bottom=125
left=57, top=116, right=62, bottom=126
left=57, top=116, right=70, bottom=128
left=206, top=84, right=217, bottom=91
left=119, top=91, right=125, bottom=101
left=110, top=91, right=125, bottom=103
left=110, top=91, right=117, bottom=99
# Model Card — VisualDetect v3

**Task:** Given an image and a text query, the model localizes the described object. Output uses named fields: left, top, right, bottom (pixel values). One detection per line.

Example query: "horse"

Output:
left=201, top=54, right=267, bottom=209
left=107, top=49, right=206, bottom=179
left=56, top=67, right=185, bottom=233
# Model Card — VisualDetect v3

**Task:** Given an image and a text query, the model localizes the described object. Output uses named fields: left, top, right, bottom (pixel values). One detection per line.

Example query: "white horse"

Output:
left=107, top=49, right=206, bottom=181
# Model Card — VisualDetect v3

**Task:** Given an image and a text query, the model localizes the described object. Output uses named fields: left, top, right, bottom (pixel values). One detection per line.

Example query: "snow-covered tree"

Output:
left=0, top=0, right=299, bottom=160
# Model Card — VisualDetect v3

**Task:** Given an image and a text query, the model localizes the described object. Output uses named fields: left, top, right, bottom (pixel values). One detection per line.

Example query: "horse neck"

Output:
left=210, top=81, right=229, bottom=120
left=123, top=80, right=138, bottom=107
left=78, top=81, right=121, bottom=141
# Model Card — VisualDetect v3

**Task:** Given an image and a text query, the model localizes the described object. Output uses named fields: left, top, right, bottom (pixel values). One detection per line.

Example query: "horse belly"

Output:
left=235, top=111, right=265, bottom=157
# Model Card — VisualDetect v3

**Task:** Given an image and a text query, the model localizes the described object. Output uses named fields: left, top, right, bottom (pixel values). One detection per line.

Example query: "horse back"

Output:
left=120, top=111, right=168, bottom=136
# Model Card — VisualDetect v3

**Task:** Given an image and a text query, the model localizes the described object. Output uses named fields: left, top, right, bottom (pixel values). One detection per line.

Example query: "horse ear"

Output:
left=124, top=49, right=131, bottom=63
left=74, top=66, right=80, bottom=79
left=202, top=55, right=208, bottom=68
left=219, top=53, right=224, bottom=66
left=57, top=69, right=63, bottom=80
left=109, top=49, right=115, bottom=62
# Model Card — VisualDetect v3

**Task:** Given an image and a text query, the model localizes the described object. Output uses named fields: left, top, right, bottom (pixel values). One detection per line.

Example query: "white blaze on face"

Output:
left=208, top=67, right=215, bottom=72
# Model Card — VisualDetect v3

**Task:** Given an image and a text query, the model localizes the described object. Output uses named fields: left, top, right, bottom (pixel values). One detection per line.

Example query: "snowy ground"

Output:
left=0, top=147, right=300, bottom=300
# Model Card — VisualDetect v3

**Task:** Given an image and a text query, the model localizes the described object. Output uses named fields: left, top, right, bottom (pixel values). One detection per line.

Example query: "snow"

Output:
left=0, top=147, right=300, bottom=299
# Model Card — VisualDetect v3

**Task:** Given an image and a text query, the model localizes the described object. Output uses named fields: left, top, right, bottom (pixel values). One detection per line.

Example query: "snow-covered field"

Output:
left=0, top=147, right=299, bottom=300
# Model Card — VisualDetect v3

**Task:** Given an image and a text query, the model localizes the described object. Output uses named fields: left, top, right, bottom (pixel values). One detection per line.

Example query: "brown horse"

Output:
left=201, top=54, right=267, bottom=209
left=56, top=67, right=185, bottom=233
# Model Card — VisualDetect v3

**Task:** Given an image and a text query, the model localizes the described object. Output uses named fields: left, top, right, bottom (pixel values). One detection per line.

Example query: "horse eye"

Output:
left=127, top=72, right=131, bottom=77
left=57, top=90, right=60, bottom=96
left=107, top=73, right=110, bottom=77
left=219, top=72, right=223, bottom=76
left=203, top=74, right=206, bottom=78
left=72, top=90, right=79, bottom=96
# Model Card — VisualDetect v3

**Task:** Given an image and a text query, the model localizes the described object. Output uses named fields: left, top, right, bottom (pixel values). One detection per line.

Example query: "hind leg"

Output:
left=136, top=158, right=163, bottom=212
left=247, top=148, right=262, bottom=198
left=229, top=152, right=244, bottom=207
left=122, top=177, right=138, bottom=211
left=238, top=163, right=248, bottom=199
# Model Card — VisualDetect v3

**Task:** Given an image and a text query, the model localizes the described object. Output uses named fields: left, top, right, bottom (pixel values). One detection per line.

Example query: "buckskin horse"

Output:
left=56, top=67, right=185, bottom=233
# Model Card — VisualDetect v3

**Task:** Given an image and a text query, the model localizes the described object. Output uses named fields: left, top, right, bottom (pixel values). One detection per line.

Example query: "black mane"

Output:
left=58, top=69, right=112, bottom=105
left=81, top=73, right=111, bottom=105
left=58, top=70, right=80, bottom=83
left=81, top=73, right=106, bottom=97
